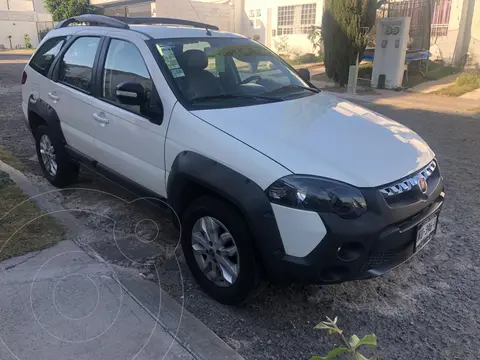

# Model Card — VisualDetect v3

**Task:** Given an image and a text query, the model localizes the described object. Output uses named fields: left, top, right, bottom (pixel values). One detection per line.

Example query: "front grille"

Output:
left=380, top=160, right=440, bottom=206
left=380, top=160, right=437, bottom=197
left=359, top=248, right=404, bottom=272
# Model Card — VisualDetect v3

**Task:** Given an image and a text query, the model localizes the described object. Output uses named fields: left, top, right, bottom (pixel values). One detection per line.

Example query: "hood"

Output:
left=192, top=93, right=435, bottom=188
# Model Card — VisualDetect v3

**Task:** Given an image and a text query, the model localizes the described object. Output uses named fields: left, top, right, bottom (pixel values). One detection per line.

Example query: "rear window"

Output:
left=29, top=37, right=67, bottom=76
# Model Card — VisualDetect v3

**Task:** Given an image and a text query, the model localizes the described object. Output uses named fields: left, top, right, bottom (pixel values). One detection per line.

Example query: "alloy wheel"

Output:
left=191, top=216, right=240, bottom=287
left=39, top=134, right=57, bottom=176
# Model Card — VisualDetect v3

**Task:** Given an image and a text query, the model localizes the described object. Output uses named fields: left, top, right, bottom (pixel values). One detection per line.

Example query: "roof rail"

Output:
left=112, top=16, right=220, bottom=31
left=55, top=14, right=129, bottom=30
left=55, top=14, right=220, bottom=32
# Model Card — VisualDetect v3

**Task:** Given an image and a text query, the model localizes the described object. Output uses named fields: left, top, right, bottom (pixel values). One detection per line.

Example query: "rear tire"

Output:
left=34, top=125, right=79, bottom=187
left=181, top=195, right=263, bottom=305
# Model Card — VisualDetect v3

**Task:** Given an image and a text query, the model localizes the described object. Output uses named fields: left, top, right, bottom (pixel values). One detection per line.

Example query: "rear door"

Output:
left=48, top=35, right=104, bottom=159
left=22, top=36, right=68, bottom=120
left=89, top=37, right=168, bottom=196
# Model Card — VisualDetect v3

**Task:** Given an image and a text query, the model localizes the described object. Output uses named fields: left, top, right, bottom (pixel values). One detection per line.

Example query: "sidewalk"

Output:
left=311, top=80, right=480, bottom=117
left=0, top=162, right=243, bottom=360
left=0, top=49, right=35, bottom=55
left=0, top=241, right=195, bottom=360
left=409, top=73, right=460, bottom=93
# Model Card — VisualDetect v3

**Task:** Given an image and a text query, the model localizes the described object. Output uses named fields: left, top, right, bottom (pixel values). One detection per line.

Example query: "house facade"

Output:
left=428, top=0, right=479, bottom=67
left=0, top=0, right=52, bottom=49
left=91, top=0, right=324, bottom=55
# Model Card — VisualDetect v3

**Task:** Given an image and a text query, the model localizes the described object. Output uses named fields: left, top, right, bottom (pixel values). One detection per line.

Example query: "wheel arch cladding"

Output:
left=27, top=96, right=66, bottom=144
left=167, top=151, right=286, bottom=275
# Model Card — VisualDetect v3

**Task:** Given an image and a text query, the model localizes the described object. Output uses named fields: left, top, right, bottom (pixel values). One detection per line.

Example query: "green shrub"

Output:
left=24, top=34, right=32, bottom=49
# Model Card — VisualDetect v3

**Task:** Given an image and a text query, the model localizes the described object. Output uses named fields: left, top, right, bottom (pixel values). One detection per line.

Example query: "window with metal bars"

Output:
left=277, top=4, right=316, bottom=36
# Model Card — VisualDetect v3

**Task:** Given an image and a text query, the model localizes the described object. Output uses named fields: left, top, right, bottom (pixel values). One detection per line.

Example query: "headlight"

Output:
left=266, top=175, right=367, bottom=219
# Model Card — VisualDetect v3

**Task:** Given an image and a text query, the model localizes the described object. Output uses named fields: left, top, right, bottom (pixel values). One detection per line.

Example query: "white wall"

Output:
left=0, top=0, right=34, bottom=11
left=0, top=19, right=39, bottom=49
left=429, top=0, right=480, bottom=68
left=0, top=6, right=52, bottom=49
left=243, top=0, right=323, bottom=54
left=155, top=0, right=235, bottom=32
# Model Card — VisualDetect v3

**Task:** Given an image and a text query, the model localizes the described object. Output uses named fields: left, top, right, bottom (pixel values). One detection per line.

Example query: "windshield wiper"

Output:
left=190, top=94, right=282, bottom=103
left=262, top=85, right=320, bottom=96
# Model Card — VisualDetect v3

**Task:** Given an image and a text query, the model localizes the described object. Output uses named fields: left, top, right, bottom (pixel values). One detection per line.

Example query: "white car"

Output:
left=22, top=15, right=445, bottom=305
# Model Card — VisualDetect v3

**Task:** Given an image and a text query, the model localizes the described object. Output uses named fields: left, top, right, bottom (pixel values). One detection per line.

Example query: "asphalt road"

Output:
left=1, top=57, right=479, bottom=360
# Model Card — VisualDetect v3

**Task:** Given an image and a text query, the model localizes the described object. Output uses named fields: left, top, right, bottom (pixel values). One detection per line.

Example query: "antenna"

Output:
left=187, top=0, right=212, bottom=35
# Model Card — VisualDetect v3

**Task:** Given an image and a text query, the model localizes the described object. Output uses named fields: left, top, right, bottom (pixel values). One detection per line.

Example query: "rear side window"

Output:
left=29, top=37, right=66, bottom=76
left=59, top=36, right=101, bottom=93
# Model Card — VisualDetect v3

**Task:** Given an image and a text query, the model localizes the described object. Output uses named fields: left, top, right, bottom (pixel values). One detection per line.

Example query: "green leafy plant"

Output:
left=307, top=26, right=322, bottom=56
left=273, top=36, right=300, bottom=59
left=24, top=34, right=32, bottom=49
left=44, top=0, right=94, bottom=22
left=312, top=317, right=378, bottom=360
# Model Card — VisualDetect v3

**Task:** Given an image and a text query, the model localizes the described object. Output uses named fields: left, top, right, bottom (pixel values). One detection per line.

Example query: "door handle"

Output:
left=93, top=112, right=109, bottom=124
left=48, top=92, right=59, bottom=101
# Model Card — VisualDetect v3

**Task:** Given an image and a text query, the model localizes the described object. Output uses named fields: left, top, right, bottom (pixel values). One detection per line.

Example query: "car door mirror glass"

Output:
left=115, top=82, right=147, bottom=106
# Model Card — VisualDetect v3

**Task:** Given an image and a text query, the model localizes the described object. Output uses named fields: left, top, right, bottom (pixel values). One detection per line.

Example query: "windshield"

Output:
left=151, top=37, right=318, bottom=109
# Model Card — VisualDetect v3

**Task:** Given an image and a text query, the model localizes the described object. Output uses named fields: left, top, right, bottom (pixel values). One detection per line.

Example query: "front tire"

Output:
left=35, top=125, right=78, bottom=187
left=181, top=196, right=263, bottom=305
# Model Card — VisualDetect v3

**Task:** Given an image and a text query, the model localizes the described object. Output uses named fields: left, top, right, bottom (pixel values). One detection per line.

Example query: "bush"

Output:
left=295, top=53, right=317, bottom=64
left=24, top=34, right=32, bottom=49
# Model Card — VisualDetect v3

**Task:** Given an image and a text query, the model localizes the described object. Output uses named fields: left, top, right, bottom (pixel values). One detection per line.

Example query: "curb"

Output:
left=0, top=160, right=244, bottom=360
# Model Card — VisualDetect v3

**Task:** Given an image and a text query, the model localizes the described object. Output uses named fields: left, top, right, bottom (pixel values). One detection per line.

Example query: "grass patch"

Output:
left=434, top=71, right=480, bottom=96
left=0, top=171, right=64, bottom=262
left=426, top=65, right=458, bottom=80
left=0, top=147, right=25, bottom=172
left=358, top=61, right=459, bottom=88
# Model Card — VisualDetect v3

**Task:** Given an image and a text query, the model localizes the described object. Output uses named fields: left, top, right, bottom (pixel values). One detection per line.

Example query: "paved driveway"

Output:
left=1, top=56, right=479, bottom=360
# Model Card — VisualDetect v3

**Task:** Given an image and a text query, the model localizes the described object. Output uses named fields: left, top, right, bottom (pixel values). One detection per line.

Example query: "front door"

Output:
left=90, top=38, right=167, bottom=197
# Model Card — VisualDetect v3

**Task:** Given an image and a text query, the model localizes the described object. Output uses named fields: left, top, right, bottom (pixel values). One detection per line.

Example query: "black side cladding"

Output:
left=167, top=151, right=285, bottom=276
left=27, top=96, right=66, bottom=144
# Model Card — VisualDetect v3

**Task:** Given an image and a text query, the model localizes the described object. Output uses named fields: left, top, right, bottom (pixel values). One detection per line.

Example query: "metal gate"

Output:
left=387, top=0, right=434, bottom=50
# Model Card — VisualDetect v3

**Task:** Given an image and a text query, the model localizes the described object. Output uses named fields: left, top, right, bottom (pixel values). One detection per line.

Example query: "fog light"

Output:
left=337, top=242, right=364, bottom=262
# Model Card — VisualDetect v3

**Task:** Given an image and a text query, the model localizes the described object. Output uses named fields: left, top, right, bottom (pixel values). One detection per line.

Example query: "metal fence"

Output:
left=386, top=0, right=452, bottom=49
left=387, top=0, right=434, bottom=50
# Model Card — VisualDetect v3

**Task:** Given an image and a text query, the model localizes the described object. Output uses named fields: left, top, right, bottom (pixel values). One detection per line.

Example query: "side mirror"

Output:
left=115, top=82, right=147, bottom=106
left=297, top=68, right=311, bottom=82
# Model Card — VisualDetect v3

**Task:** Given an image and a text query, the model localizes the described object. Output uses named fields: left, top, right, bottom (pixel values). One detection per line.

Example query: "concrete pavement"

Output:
left=0, top=240, right=194, bottom=360
left=0, top=161, right=244, bottom=360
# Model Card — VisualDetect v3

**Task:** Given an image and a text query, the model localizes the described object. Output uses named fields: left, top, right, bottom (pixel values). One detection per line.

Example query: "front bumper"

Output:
left=264, top=174, right=445, bottom=284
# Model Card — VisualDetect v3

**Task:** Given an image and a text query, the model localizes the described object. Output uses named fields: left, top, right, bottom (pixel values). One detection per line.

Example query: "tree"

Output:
left=322, top=0, right=380, bottom=86
left=44, top=0, right=94, bottom=22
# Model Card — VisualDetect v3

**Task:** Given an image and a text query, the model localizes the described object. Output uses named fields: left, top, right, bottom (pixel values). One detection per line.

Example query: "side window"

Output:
left=29, top=37, right=67, bottom=76
left=102, top=39, right=154, bottom=116
left=59, top=37, right=101, bottom=93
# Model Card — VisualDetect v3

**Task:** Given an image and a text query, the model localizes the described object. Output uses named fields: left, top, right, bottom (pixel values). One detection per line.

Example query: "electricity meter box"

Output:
left=371, top=17, right=411, bottom=89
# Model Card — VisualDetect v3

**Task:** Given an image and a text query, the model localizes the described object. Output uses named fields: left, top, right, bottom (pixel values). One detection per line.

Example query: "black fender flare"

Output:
left=167, top=151, right=285, bottom=275
left=27, top=96, right=66, bottom=145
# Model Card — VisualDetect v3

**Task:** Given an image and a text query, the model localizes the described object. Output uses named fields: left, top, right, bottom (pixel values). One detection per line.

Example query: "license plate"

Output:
left=416, top=214, right=438, bottom=250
